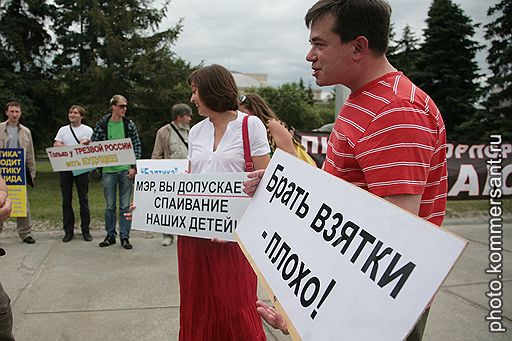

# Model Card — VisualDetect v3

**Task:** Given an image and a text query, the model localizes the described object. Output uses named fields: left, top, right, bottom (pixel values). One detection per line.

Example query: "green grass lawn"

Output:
left=17, top=159, right=512, bottom=229
left=27, top=160, right=105, bottom=228
left=445, top=197, right=511, bottom=218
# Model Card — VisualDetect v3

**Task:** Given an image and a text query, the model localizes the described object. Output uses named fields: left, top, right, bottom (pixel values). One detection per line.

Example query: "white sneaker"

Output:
left=162, top=235, right=173, bottom=246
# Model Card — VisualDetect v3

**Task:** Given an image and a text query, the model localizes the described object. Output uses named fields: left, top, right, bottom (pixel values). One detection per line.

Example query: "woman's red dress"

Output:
left=178, top=236, right=266, bottom=341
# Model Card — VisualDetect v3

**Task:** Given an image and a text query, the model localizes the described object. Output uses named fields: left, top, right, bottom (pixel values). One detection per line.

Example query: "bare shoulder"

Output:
left=267, top=119, right=286, bottom=131
left=267, top=119, right=290, bottom=135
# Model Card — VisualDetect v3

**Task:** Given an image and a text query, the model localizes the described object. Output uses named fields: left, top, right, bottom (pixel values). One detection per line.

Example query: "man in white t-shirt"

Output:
left=54, top=105, right=93, bottom=242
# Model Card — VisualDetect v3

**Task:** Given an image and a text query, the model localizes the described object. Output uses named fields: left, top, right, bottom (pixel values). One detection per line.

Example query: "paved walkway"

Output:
left=0, top=221, right=510, bottom=340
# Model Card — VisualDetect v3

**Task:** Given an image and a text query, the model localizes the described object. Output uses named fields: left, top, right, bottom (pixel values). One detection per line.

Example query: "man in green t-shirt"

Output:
left=91, top=95, right=142, bottom=250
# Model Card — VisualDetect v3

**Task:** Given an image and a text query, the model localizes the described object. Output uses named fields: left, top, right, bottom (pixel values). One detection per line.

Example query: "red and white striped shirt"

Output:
left=324, top=72, right=447, bottom=226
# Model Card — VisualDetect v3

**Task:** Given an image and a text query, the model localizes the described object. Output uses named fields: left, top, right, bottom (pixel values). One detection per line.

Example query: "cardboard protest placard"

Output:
left=45, top=138, right=136, bottom=172
left=235, top=149, right=467, bottom=341
left=0, top=148, right=27, bottom=217
left=136, top=159, right=188, bottom=175
left=132, top=172, right=249, bottom=241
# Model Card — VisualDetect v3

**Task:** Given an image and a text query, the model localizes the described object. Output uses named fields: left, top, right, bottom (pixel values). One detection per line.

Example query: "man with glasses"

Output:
left=91, top=95, right=141, bottom=250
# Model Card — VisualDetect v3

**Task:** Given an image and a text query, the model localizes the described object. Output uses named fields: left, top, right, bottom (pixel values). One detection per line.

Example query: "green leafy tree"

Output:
left=481, top=0, right=512, bottom=141
left=53, top=0, right=177, bottom=71
left=248, top=83, right=323, bottom=130
left=298, top=78, right=315, bottom=105
left=127, top=51, right=194, bottom=157
left=386, top=23, right=399, bottom=64
left=51, top=0, right=194, bottom=156
left=311, top=101, right=335, bottom=127
left=388, top=24, right=421, bottom=75
left=0, top=0, right=54, bottom=73
left=0, top=0, right=57, bottom=148
left=413, top=0, right=482, bottom=141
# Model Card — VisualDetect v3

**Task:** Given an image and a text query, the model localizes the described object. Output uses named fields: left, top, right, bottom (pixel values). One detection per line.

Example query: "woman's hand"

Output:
left=243, top=169, right=265, bottom=197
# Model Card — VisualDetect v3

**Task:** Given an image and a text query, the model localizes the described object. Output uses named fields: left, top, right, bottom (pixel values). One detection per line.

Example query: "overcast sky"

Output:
left=160, top=0, right=497, bottom=88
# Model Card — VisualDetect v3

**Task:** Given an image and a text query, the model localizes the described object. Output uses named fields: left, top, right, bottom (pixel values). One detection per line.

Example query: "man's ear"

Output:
left=353, top=36, right=369, bottom=60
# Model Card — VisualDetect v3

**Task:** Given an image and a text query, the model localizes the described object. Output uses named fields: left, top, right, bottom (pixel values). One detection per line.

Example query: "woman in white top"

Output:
left=179, top=64, right=270, bottom=341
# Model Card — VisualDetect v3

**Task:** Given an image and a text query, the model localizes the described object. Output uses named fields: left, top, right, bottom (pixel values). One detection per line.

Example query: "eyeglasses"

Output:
left=239, top=95, right=247, bottom=104
left=116, top=104, right=128, bottom=109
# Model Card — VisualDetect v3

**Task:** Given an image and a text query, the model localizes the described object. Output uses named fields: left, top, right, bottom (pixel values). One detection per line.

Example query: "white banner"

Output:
left=136, top=159, right=188, bottom=175
left=235, top=150, right=467, bottom=341
left=132, top=172, right=250, bottom=241
left=46, top=138, right=136, bottom=171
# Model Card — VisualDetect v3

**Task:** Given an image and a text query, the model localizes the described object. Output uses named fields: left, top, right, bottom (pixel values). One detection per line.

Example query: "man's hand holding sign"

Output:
left=237, top=150, right=467, bottom=341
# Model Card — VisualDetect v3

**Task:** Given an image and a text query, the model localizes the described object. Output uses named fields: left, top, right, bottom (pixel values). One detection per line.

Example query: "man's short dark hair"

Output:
left=5, top=101, right=21, bottom=112
left=305, top=0, right=391, bottom=55
left=187, top=64, right=239, bottom=113
left=171, top=103, right=192, bottom=120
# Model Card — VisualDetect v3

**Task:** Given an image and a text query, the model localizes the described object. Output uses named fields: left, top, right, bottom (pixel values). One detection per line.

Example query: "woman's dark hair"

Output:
left=187, top=64, right=239, bottom=112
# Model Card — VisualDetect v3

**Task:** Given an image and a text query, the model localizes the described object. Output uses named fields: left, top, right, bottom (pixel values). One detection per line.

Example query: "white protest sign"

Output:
left=136, top=159, right=188, bottom=175
left=235, top=149, right=467, bottom=341
left=46, top=138, right=136, bottom=171
left=132, top=172, right=249, bottom=241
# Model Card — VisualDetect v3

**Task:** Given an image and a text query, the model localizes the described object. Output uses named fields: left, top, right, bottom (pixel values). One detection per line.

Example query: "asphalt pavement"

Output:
left=0, top=219, right=510, bottom=341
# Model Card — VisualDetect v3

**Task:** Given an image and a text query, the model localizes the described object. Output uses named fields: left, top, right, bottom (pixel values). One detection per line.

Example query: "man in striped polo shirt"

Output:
left=305, top=0, right=447, bottom=232
left=249, top=1, right=447, bottom=340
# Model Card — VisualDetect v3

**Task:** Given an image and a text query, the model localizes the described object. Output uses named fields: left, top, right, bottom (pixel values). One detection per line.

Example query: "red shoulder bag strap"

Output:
left=242, top=115, right=254, bottom=172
